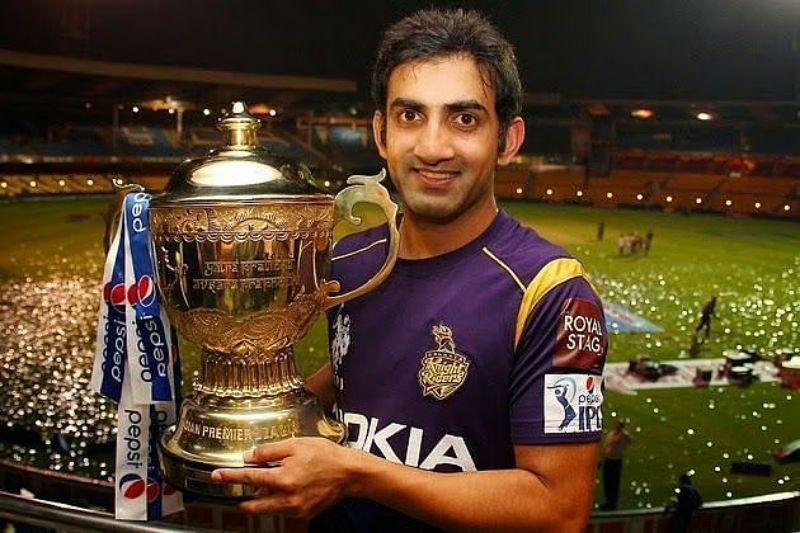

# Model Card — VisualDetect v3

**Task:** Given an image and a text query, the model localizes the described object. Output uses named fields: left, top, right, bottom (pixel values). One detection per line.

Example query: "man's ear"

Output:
left=497, top=117, right=525, bottom=165
left=372, top=111, right=388, bottom=159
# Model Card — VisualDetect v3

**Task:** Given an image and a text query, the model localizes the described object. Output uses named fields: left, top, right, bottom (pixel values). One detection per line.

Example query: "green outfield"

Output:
left=0, top=196, right=798, bottom=510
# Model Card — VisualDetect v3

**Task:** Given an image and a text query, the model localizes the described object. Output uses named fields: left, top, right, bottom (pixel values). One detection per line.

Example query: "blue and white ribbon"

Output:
left=92, top=192, right=183, bottom=521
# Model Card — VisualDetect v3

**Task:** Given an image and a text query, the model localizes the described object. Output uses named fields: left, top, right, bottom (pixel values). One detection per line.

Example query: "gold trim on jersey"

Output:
left=482, top=247, right=526, bottom=292
left=331, top=238, right=388, bottom=261
left=514, top=257, right=591, bottom=350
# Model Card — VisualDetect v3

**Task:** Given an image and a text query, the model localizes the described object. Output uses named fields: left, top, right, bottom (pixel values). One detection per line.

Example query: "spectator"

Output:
left=600, top=420, right=632, bottom=510
left=665, top=473, right=702, bottom=533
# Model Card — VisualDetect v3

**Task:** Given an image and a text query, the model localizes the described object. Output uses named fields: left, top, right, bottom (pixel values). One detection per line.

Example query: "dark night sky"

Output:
left=0, top=0, right=798, bottom=100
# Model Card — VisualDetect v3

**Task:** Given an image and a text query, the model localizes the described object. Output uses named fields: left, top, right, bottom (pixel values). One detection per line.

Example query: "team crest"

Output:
left=418, top=324, right=470, bottom=401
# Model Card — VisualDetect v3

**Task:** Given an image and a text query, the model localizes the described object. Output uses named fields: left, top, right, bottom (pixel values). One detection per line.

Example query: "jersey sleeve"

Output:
left=509, top=276, right=608, bottom=445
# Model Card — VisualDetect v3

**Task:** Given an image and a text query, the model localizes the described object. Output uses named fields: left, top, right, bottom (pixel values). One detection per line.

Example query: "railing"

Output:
left=590, top=490, right=800, bottom=533
left=0, top=491, right=215, bottom=532
left=1, top=488, right=798, bottom=532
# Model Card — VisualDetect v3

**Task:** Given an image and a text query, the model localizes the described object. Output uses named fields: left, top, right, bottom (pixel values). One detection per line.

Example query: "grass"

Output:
left=0, top=196, right=798, bottom=509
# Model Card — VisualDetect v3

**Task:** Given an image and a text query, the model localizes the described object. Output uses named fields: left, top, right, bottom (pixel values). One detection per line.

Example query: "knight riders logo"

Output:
left=418, top=324, right=470, bottom=401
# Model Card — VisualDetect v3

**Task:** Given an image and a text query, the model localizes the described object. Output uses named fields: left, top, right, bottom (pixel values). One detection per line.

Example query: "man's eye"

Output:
left=400, top=110, right=419, bottom=122
left=454, top=113, right=477, bottom=127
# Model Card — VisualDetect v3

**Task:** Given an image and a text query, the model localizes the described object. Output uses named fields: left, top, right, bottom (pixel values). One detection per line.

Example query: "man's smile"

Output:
left=412, top=167, right=461, bottom=188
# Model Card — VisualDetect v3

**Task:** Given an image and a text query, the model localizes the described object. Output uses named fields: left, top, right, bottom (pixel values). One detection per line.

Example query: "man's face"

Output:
left=374, top=55, right=508, bottom=223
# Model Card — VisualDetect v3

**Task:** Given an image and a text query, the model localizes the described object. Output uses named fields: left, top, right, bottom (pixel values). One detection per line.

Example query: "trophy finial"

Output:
left=217, top=101, right=261, bottom=147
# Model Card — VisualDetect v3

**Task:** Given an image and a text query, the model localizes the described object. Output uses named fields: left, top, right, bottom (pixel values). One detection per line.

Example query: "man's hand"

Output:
left=211, top=437, right=359, bottom=519
left=212, top=439, right=599, bottom=530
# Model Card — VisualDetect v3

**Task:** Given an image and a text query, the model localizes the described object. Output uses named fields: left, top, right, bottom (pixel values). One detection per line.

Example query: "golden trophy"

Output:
left=146, top=102, right=399, bottom=497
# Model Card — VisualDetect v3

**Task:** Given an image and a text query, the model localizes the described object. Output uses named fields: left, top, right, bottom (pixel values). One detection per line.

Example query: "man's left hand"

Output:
left=211, top=437, right=359, bottom=519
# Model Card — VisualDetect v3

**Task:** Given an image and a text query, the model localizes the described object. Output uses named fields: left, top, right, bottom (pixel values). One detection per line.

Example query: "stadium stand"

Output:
left=0, top=174, right=155, bottom=198
left=491, top=159, right=800, bottom=219
left=529, top=167, right=587, bottom=202
left=495, top=166, right=531, bottom=199
left=0, top=111, right=798, bottom=221
left=118, top=126, right=179, bottom=158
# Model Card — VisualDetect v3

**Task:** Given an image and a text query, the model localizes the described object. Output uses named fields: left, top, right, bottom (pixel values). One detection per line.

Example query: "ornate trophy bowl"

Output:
left=146, top=102, right=398, bottom=498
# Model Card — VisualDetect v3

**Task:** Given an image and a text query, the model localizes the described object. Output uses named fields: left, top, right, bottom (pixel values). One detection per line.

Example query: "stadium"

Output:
left=0, top=2, right=798, bottom=531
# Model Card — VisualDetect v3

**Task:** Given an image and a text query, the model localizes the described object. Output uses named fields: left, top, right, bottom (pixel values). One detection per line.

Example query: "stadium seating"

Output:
left=495, top=166, right=531, bottom=199
left=529, top=167, right=586, bottom=202
left=1, top=119, right=797, bottom=220
left=0, top=174, right=133, bottom=198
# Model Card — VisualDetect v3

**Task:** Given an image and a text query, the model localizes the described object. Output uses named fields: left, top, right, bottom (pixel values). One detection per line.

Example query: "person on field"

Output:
left=695, top=296, right=717, bottom=341
left=600, top=420, right=632, bottom=510
left=644, top=229, right=653, bottom=256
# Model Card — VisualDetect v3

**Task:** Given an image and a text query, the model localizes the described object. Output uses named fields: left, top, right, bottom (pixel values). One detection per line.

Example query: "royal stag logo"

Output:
left=418, top=324, right=470, bottom=401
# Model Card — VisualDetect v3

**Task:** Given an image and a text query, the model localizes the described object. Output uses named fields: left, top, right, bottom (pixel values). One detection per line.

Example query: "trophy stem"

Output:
left=160, top=343, right=346, bottom=498
left=198, top=345, right=305, bottom=397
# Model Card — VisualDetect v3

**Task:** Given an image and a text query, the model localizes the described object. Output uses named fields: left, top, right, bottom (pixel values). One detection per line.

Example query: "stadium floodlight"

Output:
left=725, top=199, right=732, bottom=207
left=636, top=193, right=643, bottom=200
left=755, top=202, right=762, bottom=209
left=696, top=112, right=714, bottom=121
left=784, top=205, right=791, bottom=212
left=666, top=195, right=673, bottom=202
left=606, top=192, right=613, bottom=199
left=631, top=108, right=654, bottom=119
left=546, top=188, right=553, bottom=196
left=515, top=187, right=523, bottom=195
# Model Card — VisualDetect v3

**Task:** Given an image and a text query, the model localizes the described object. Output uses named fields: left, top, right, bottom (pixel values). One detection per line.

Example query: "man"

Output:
left=213, top=9, right=607, bottom=531
left=644, top=228, right=653, bottom=256
left=695, top=296, right=717, bottom=341
left=665, top=474, right=702, bottom=533
left=600, top=421, right=632, bottom=510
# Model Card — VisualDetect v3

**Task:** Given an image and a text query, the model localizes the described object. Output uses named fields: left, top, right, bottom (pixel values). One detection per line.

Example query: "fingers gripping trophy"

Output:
left=145, top=102, right=398, bottom=497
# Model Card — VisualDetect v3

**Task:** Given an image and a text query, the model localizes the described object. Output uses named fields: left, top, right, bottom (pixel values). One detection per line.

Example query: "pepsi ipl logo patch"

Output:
left=543, top=374, right=603, bottom=434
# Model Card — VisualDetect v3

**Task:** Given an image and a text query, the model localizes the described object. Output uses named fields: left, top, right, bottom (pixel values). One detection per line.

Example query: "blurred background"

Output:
left=0, top=1, right=799, bottom=531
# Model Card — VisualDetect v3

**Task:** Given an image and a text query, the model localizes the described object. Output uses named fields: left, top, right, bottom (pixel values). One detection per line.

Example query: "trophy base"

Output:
left=159, top=387, right=345, bottom=499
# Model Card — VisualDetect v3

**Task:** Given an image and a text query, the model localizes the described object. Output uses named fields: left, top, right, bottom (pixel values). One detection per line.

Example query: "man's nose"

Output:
left=413, top=121, right=455, bottom=163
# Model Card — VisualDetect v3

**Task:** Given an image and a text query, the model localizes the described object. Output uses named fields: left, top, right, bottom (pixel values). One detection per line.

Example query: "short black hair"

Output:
left=371, top=8, right=523, bottom=144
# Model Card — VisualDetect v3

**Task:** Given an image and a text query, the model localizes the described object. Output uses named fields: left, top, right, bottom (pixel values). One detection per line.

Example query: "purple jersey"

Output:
left=319, top=210, right=607, bottom=530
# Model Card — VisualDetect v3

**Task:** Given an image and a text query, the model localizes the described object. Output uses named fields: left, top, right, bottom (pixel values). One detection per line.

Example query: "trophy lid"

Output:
left=153, top=101, right=329, bottom=205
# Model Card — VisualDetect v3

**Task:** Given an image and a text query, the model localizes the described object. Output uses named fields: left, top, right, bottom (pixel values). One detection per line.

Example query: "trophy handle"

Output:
left=104, top=178, right=145, bottom=253
left=321, top=169, right=400, bottom=310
